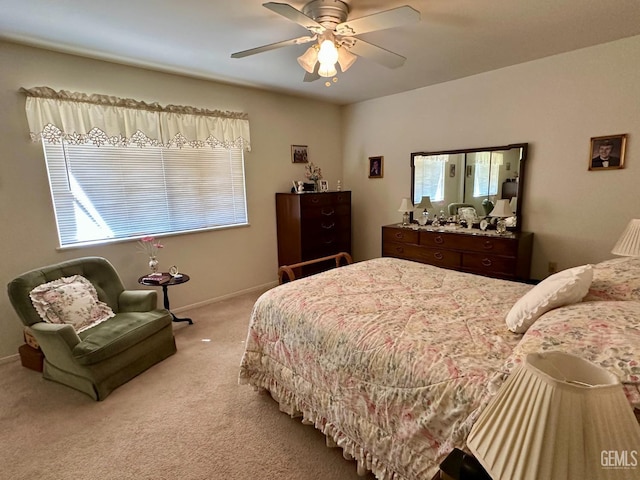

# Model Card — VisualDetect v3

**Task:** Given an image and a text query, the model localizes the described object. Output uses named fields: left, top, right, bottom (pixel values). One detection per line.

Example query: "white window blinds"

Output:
left=43, top=142, right=247, bottom=247
left=23, top=87, right=250, bottom=248
left=413, top=155, right=446, bottom=203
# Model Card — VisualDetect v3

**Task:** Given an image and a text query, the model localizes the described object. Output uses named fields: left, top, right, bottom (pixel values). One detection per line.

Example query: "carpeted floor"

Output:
left=0, top=289, right=376, bottom=480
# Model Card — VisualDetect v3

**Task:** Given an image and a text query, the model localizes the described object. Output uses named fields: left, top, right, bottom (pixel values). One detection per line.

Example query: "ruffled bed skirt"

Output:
left=240, top=371, right=411, bottom=480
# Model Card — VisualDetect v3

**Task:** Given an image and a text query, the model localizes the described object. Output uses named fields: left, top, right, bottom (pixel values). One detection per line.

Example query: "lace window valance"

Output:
left=20, top=87, right=251, bottom=151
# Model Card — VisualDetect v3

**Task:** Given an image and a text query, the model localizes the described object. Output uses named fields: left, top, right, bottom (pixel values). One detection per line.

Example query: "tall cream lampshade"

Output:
left=488, top=199, right=513, bottom=234
left=398, top=198, right=413, bottom=226
left=415, top=196, right=433, bottom=225
left=612, top=219, right=640, bottom=256
left=467, top=351, right=640, bottom=480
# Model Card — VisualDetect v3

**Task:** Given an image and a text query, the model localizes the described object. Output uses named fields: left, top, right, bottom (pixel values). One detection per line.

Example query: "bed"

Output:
left=239, top=256, right=640, bottom=479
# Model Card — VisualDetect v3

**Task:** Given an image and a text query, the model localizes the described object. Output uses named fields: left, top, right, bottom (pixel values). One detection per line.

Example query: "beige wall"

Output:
left=0, top=41, right=343, bottom=359
left=3, top=35, right=639, bottom=360
left=343, top=35, right=640, bottom=279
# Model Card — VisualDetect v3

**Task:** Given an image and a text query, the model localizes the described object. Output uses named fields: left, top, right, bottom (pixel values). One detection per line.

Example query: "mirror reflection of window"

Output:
left=472, top=152, right=503, bottom=198
left=413, top=155, right=447, bottom=203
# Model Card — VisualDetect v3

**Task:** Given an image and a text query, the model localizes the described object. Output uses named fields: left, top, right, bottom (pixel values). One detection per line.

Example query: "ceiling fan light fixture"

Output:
left=337, top=46, right=357, bottom=72
left=317, top=39, right=339, bottom=66
left=318, top=62, right=337, bottom=77
left=297, top=46, right=318, bottom=73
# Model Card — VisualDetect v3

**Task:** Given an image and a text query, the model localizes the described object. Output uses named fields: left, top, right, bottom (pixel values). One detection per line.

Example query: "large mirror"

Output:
left=411, top=143, right=527, bottom=231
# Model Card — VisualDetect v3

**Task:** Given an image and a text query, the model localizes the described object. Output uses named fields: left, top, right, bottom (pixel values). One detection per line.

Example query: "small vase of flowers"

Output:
left=305, top=162, right=322, bottom=191
left=138, top=236, right=164, bottom=273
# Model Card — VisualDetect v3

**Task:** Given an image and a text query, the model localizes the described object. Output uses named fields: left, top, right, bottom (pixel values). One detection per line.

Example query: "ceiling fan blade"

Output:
left=348, top=38, right=406, bottom=69
left=335, top=6, right=420, bottom=36
left=263, top=2, right=325, bottom=34
left=231, top=35, right=316, bottom=58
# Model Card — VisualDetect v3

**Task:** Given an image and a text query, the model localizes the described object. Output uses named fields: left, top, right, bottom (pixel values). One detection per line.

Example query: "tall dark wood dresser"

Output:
left=276, top=191, right=351, bottom=277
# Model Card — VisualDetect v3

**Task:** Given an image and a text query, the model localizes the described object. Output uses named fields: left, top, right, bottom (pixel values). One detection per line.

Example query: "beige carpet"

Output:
left=0, top=289, right=376, bottom=480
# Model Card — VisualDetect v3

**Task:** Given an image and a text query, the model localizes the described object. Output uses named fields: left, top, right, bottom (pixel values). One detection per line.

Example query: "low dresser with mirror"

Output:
left=382, top=143, right=533, bottom=281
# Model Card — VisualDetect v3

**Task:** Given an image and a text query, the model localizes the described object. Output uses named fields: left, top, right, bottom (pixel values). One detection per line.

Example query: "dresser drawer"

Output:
left=383, top=227, right=419, bottom=245
left=462, top=253, right=516, bottom=277
left=419, top=231, right=460, bottom=249
left=454, top=235, right=518, bottom=256
left=301, top=203, right=350, bottom=220
left=384, top=241, right=461, bottom=268
left=302, top=239, right=351, bottom=260
left=300, top=192, right=350, bottom=207
left=302, top=214, right=350, bottom=236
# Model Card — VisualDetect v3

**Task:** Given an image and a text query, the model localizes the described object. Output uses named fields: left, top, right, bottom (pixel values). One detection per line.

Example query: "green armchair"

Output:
left=7, top=256, right=176, bottom=400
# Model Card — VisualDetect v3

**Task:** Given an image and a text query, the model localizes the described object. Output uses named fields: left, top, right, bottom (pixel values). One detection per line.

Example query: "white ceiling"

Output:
left=1, top=0, right=640, bottom=105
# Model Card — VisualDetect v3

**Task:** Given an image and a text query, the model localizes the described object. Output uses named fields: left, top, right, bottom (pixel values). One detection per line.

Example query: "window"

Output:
left=43, top=142, right=247, bottom=247
left=472, top=152, right=503, bottom=198
left=21, top=86, right=251, bottom=248
left=414, top=155, right=446, bottom=203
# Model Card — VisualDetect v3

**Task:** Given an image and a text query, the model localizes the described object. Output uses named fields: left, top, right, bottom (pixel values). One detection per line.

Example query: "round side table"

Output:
left=138, top=273, right=193, bottom=325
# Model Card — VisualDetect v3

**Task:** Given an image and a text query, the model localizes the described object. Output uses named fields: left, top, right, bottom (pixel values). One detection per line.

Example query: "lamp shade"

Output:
left=488, top=199, right=513, bottom=218
left=398, top=198, right=413, bottom=213
left=467, top=351, right=640, bottom=480
left=337, top=46, right=357, bottom=72
left=612, top=219, right=640, bottom=256
left=415, top=196, right=433, bottom=210
left=297, top=46, right=318, bottom=73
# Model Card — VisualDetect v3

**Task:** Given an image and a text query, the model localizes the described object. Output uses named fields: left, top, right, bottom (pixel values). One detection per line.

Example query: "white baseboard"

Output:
left=0, top=353, right=19, bottom=365
left=170, top=281, right=277, bottom=313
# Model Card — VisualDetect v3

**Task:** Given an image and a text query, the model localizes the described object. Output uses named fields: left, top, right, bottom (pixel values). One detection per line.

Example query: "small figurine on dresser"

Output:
left=297, top=181, right=304, bottom=194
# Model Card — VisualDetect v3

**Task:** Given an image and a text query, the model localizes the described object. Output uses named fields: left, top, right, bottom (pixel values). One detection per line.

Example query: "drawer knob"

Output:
left=321, top=208, right=335, bottom=216
left=434, top=252, right=444, bottom=260
left=395, top=232, right=404, bottom=239
left=322, top=222, right=335, bottom=229
left=434, top=235, right=444, bottom=244
left=482, top=258, right=493, bottom=267
left=311, top=197, right=320, bottom=204
left=395, top=247, right=404, bottom=253
left=483, top=241, right=494, bottom=250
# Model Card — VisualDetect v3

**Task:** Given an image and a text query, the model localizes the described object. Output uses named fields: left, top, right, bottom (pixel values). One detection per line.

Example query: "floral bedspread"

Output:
left=239, top=257, right=533, bottom=479
left=499, top=300, right=640, bottom=410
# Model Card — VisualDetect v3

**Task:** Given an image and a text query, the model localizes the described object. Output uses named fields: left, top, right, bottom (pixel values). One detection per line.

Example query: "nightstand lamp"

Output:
left=415, top=196, right=433, bottom=226
left=488, top=199, right=513, bottom=234
left=466, top=351, right=640, bottom=480
left=398, top=198, right=413, bottom=226
left=611, top=219, right=640, bottom=256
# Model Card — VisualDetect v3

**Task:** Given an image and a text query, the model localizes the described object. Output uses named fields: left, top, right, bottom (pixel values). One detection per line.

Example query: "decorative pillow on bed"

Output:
left=29, top=275, right=115, bottom=332
left=583, top=256, right=640, bottom=301
left=505, top=264, right=593, bottom=333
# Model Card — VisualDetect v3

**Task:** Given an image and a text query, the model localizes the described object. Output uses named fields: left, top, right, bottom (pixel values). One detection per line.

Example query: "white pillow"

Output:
left=29, top=275, right=115, bottom=332
left=506, top=265, right=593, bottom=333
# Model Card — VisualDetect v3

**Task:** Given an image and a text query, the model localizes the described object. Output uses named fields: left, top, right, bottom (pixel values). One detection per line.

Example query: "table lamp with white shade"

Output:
left=397, top=198, right=413, bottom=226
left=488, top=199, right=513, bottom=234
left=612, top=219, right=640, bottom=256
left=415, top=196, right=433, bottom=226
left=466, top=351, right=640, bottom=480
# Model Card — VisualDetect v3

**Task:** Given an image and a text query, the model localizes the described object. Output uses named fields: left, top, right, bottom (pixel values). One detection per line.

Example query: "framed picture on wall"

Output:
left=291, top=145, right=308, bottom=163
left=588, top=134, right=626, bottom=171
left=368, top=156, right=383, bottom=178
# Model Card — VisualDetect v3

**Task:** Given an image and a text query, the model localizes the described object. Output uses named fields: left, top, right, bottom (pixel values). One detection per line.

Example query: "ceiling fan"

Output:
left=231, top=1, right=420, bottom=83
